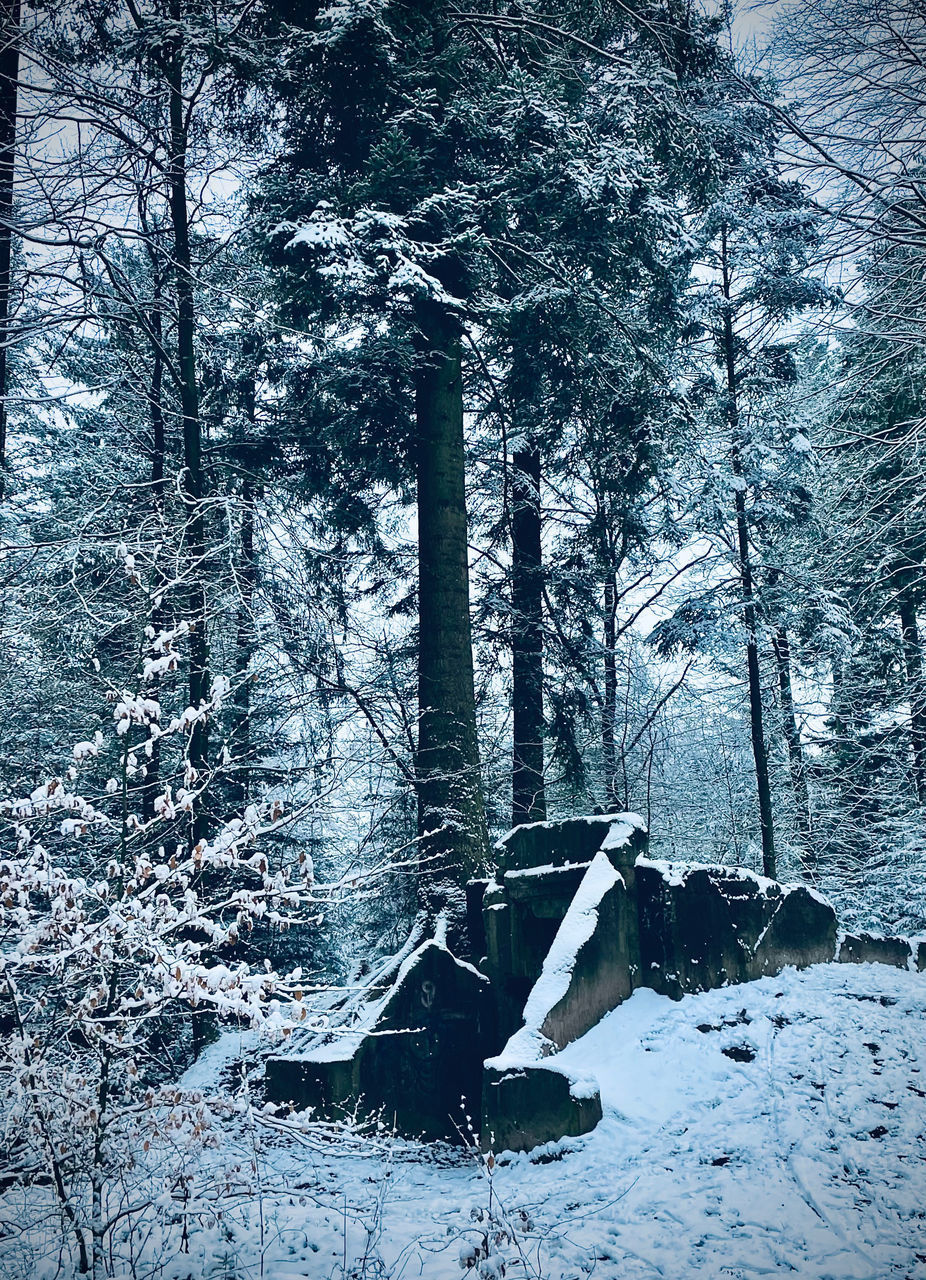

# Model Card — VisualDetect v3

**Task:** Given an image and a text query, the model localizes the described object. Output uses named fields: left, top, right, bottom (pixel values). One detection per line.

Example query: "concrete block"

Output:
left=749, top=887, right=837, bottom=976
left=266, top=941, right=491, bottom=1141
left=839, top=932, right=913, bottom=969
left=537, top=866, right=640, bottom=1051
left=495, top=813, right=647, bottom=876
left=481, top=1062, right=602, bottom=1154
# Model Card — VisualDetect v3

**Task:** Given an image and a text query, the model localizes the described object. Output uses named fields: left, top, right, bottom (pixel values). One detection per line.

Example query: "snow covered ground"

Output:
left=4, top=962, right=925, bottom=1279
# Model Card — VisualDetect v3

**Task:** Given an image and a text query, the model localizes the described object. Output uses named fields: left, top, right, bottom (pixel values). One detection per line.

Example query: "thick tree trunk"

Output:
left=772, top=626, right=813, bottom=863
left=0, top=0, right=20, bottom=498
left=166, top=22, right=209, bottom=844
left=415, top=302, right=487, bottom=917
left=721, top=224, right=776, bottom=879
left=898, top=587, right=926, bottom=804
left=510, top=446, right=546, bottom=825
left=232, top=469, right=257, bottom=809
left=601, top=574, right=618, bottom=807
left=142, top=297, right=166, bottom=822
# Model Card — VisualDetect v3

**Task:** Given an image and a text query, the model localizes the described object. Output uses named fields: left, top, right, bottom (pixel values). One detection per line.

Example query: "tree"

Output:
left=264, top=0, right=742, bottom=910
left=0, top=0, right=18, bottom=495
left=0, top=606, right=318, bottom=1277
left=653, top=74, right=828, bottom=878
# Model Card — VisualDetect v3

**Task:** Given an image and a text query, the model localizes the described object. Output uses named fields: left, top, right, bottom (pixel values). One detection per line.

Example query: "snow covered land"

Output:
left=4, top=961, right=922, bottom=1279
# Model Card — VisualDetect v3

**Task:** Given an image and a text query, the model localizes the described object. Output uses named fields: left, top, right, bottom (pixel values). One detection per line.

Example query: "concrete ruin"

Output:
left=265, top=814, right=921, bottom=1153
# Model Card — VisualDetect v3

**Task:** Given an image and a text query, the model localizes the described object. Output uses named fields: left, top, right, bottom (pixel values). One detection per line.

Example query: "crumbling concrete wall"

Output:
left=481, top=820, right=838, bottom=1152
left=265, top=813, right=916, bottom=1156
left=636, top=859, right=837, bottom=997
left=481, top=815, right=647, bottom=1049
left=265, top=940, right=491, bottom=1142
left=837, top=932, right=918, bottom=969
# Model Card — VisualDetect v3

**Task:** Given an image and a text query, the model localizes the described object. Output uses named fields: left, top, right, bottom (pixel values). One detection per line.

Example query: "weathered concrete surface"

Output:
left=481, top=1062, right=602, bottom=1154
left=636, top=860, right=837, bottom=998
left=538, top=870, right=640, bottom=1051
left=495, top=813, right=646, bottom=876
left=838, top=932, right=913, bottom=969
left=637, top=863, right=754, bottom=997
left=483, top=863, right=590, bottom=1050
left=484, top=815, right=647, bottom=1049
left=749, top=886, right=838, bottom=977
left=266, top=941, right=491, bottom=1141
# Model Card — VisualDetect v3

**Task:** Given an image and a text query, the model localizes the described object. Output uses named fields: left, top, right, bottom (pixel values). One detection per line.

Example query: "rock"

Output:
left=838, top=933, right=913, bottom=969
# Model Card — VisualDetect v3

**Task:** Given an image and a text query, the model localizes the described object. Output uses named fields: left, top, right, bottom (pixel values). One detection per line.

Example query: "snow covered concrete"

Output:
left=7, top=961, right=921, bottom=1279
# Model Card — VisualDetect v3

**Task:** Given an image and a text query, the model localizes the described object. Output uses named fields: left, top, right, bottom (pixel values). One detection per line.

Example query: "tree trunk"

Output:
left=142, top=294, right=166, bottom=822
left=898, top=587, right=926, bottom=804
left=166, top=19, right=209, bottom=844
left=601, top=573, right=618, bottom=808
left=0, top=0, right=20, bottom=498
left=772, top=626, right=813, bottom=863
left=510, top=446, right=546, bottom=825
left=721, top=223, right=777, bottom=879
left=415, top=302, right=487, bottom=922
left=232, top=456, right=257, bottom=808
left=731, top=446, right=776, bottom=878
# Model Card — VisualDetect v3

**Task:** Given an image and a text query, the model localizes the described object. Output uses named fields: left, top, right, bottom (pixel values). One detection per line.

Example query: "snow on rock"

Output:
left=494, top=809, right=645, bottom=852
left=488, top=850, right=622, bottom=1069
left=636, top=853, right=781, bottom=893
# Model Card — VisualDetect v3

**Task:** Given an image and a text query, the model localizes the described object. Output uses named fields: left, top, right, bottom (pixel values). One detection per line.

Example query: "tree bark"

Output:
left=898, top=587, right=926, bottom=804
left=0, top=0, right=20, bottom=498
left=141, top=290, right=166, bottom=822
left=165, top=15, right=209, bottom=844
left=601, top=573, right=618, bottom=808
left=415, top=301, right=487, bottom=918
left=231, top=371, right=258, bottom=809
left=772, top=626, right=813, bottom=862
left=510, top=446, right=546, bottom=825
left=721, top=223, right=777, bottom=879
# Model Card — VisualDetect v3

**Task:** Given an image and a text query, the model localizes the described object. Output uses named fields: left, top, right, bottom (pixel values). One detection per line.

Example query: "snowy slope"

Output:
left=3, top=962, right=924, bottom=1278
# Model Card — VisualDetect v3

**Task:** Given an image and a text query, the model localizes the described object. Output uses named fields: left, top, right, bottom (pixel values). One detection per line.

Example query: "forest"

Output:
left=1, top=1, right=925, bottom=1277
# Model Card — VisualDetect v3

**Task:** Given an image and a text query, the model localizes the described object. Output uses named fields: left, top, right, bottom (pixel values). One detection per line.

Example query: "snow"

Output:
left=503, top=860, right=588, bottom=880
left=601, top=813, right=646, bottom=852
left=279, top=929, right=441, bottom=1063
left=5, top=962, right=922, bottom=1278
left=246, top=962, right=926, bottom=1276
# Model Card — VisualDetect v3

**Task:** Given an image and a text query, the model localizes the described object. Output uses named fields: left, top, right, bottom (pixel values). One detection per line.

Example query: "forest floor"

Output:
left=5, top=962, right=926, bottom=1279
